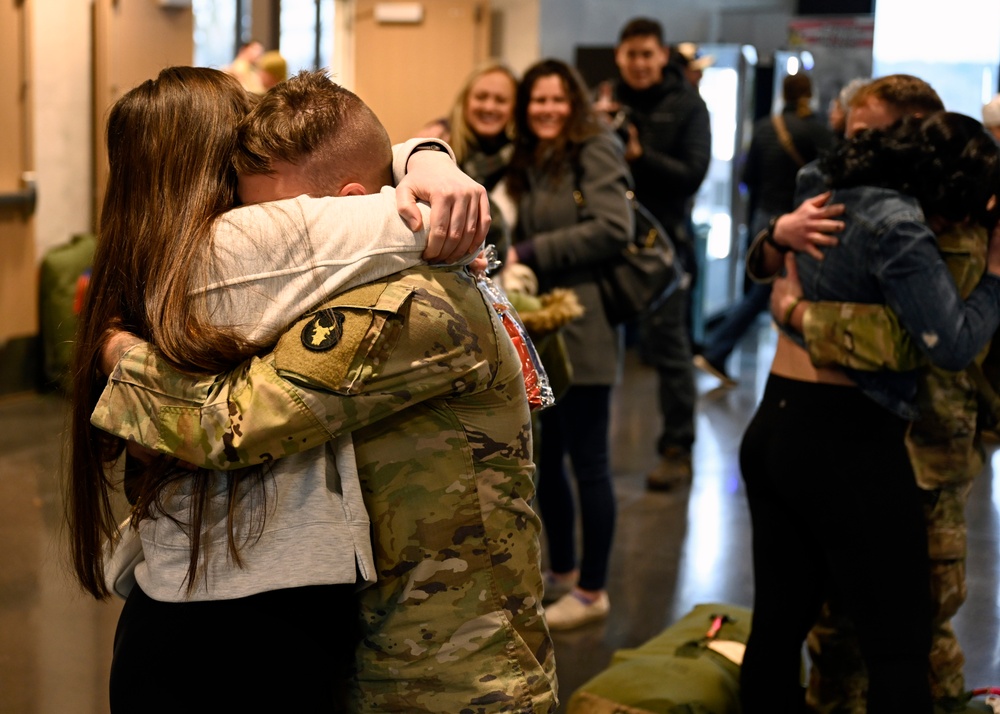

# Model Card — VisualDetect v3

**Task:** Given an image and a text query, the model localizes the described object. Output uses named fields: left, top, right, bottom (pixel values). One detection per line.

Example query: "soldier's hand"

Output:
left=771, top=253, right=807, bottom=331
left=100, top=328, right=143, bottom=376
left=396, top=149, right=490, bottom=264
left=773, top=192, right=844, bottom=260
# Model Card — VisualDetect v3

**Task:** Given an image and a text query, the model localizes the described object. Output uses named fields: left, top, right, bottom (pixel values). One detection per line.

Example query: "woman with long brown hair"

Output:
left=505, top=58, right=633, bottom=631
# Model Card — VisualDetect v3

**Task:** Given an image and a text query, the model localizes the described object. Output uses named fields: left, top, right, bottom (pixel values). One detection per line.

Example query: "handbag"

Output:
left=574, top=185, right=681, bottom=324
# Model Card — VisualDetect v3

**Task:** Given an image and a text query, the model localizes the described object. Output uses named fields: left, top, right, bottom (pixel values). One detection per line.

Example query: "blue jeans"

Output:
left=701, top=209, right=772, bottom=369
left=701, top=281, right=770, bottom=369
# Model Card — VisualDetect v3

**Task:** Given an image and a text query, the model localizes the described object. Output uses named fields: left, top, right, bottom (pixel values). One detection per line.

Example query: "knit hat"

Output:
left=983, top=94, right=1000, bottom=127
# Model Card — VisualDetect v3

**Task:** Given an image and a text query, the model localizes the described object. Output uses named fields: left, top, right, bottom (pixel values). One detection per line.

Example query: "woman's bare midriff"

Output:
left=769, top=331, right=856, bottom=385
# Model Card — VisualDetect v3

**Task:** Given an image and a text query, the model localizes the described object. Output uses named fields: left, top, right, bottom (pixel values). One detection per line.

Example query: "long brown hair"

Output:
left=505, top=59, right=602, bottom=200
left=68, top=67, right=260, bottom=599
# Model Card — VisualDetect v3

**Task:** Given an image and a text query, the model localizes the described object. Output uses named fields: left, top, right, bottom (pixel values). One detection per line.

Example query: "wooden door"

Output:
left=0, top=0, right=37, bottom=343
left=92, top=0, right=194, bottom=216
left=353, top=0, right=490, bottom=142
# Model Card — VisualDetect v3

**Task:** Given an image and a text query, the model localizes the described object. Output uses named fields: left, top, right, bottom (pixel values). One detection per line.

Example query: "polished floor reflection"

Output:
left=1, top=320, right=998, bottom=713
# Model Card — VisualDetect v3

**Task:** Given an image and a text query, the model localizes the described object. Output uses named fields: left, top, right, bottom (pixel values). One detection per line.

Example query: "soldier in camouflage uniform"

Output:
left=93, top=265, right=558, bottom=713
left=778, top=222, right=995, bottom=713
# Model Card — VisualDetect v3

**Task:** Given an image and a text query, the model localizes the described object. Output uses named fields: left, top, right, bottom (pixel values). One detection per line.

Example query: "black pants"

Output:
left=537, top=384, right=615, bottom=591
left=738, top=375, right=932, bottom=714
left=110, top=583, right=360, bottom=713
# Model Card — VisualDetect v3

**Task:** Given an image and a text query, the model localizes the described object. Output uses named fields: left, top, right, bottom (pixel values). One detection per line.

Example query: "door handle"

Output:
left=0, top=173, right=36, bottom=215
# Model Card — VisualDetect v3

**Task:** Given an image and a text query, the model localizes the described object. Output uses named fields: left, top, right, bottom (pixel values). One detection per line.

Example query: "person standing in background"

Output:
left=595, top=17, right=711, bottom=490
left=828, top=77, right=868, bottom=140
left=505, top=58, right=633, bottom=630
left=224, top=39, right=264, bottom=94
left=672, top=42, right=714, bottom=90
left=695, top=72, right=834, bottom=387
left=256, top=50, right=287, bottom=92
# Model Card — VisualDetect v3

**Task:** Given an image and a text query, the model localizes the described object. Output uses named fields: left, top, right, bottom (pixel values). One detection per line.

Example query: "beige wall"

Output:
left=490, top=0, right=539, bottom=76
left=353, top=0, right=492, bottom=142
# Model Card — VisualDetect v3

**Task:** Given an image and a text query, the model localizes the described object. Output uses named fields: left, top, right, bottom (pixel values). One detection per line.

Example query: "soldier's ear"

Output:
left=338, top=182, right=366, bottom=197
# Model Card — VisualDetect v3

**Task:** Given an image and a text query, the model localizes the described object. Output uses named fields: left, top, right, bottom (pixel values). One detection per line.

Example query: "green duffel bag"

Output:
left=39, top=233, right=96, bottom=392
left=567, top=603, right=752, bottom=714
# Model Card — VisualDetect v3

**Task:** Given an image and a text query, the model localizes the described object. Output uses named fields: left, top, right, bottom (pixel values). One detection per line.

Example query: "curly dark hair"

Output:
left=822, top=111, right=1000, bottom=229
left=505, top=58, right=603, bottom=200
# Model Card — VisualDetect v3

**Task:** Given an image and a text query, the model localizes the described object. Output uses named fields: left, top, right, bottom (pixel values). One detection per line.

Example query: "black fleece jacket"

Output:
left=613, top=64, right=712, bottom=242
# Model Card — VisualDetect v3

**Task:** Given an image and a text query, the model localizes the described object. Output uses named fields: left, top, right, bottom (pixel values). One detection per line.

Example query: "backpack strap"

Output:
left=771, top=113, right=807, bottom=168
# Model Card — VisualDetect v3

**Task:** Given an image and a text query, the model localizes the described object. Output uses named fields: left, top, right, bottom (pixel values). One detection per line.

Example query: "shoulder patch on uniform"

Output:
left=328, top=282, right=390, bottom=310
left=301, top=308, right=345, bottom=351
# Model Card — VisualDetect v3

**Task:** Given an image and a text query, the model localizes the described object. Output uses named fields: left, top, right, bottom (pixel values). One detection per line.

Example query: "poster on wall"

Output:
left=788, top=16, right=874, bottom=124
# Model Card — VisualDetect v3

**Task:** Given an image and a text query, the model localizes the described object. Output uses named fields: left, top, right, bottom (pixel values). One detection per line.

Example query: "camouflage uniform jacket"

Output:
left=93, top=266, right=558, bottom=713
left=802, top=223, right=991, bottom=489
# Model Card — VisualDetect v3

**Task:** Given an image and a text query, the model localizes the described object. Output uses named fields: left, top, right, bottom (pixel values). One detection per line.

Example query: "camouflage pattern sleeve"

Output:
left=802, top=300, right=925, bottom=372
left=91, top=343, right=332, bottom=470
left=802, top=224, right=989, bottom=374
left=268, top=268, right=497, bottom=436
left=91, top=268, right=497, bottom=471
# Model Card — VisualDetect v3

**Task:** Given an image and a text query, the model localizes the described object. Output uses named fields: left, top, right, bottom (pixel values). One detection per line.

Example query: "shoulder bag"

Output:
left=573, top=184, right=681, bottom=325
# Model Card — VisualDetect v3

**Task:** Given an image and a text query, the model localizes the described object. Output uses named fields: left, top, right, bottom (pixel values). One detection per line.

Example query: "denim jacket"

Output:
left=792, top=185, right=1000, bottom=419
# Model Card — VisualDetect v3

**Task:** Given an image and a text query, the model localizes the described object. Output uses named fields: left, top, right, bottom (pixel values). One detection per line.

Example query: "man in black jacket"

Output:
left=599, top=17, right=712, bottom=489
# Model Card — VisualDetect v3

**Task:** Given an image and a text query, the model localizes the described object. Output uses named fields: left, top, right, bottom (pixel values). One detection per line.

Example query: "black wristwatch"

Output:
left=762, top=215, right=790, bottom=253
left=411, top=141, right=447, bottom=155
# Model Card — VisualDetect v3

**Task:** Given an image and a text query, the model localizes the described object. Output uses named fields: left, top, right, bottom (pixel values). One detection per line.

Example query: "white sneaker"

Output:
left=542, top=571, right=578, bottom=604
left=544, top=591, right=610, bottom=631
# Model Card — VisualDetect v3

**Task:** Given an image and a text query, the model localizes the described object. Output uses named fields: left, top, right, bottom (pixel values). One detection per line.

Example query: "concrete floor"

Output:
left=1, top=323, right=998, bottom=713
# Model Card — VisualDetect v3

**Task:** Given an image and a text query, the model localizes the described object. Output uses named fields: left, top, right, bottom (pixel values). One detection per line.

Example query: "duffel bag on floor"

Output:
left=568, top=602, right=751, bottom=714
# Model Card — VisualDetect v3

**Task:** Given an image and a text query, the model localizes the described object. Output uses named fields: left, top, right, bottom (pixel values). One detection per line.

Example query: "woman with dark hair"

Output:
left=68, top=67, right=489, bottom=711
left=739, top=112, right=1000, bottom=713
left=505, top=58, right=633, bottom=630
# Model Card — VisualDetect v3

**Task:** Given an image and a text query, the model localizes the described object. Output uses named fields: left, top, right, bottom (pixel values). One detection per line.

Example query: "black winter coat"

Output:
left=613, top=64, right=712, bottom=243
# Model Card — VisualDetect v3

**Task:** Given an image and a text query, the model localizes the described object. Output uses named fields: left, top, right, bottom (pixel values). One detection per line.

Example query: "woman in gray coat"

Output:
left=505, top=58, right=634, bottom=631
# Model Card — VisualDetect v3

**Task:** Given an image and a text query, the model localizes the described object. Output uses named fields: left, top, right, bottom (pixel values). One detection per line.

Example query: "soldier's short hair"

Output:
left=850, top=74, right=944, bottom=118
left=234, top=70, right=392, bottom=194
left=618, top=17, right=664, bottom=46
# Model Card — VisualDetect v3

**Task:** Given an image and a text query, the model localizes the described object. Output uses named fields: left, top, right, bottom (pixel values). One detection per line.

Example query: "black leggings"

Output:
left=738, top=375, right=932, bottom=714
left=537, top=384, right=615, bottom=591
left=110, top=583, right=360, bottom=713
